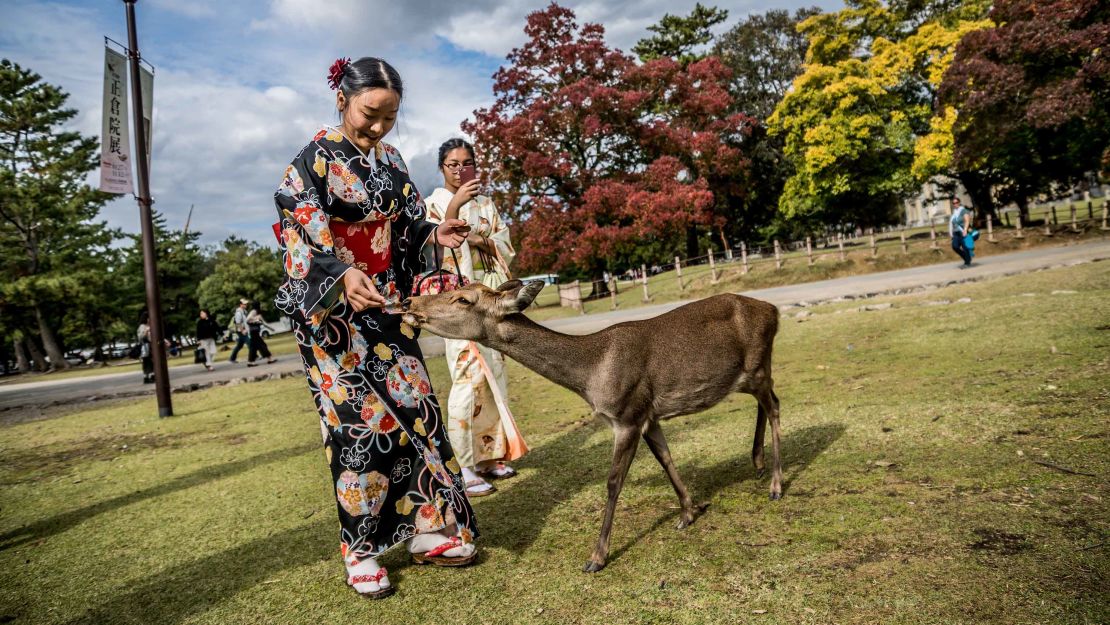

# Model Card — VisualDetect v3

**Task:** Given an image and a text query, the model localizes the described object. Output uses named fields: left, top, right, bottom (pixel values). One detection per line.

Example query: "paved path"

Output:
left=2, top=239, right=1106, bottom=412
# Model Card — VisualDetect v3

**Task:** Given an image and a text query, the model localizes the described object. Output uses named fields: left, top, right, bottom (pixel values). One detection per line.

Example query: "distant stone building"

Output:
left=901, top=177, right=971, bottom=226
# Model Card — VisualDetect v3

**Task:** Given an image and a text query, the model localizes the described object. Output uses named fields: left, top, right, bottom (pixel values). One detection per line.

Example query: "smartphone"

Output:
left=458, top=165, right=477, bottom=186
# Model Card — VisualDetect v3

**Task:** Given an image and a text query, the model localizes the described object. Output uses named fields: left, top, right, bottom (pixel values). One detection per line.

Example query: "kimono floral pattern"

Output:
left=273, top=128, right=477, bottom=562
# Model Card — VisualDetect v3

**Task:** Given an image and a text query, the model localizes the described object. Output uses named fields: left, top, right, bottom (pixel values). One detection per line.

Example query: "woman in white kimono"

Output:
left=424, top=139, right=528, bottom=497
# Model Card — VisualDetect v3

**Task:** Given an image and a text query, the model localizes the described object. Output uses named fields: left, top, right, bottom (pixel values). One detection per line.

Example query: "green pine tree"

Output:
left=0, top=59, right=118, bottom=370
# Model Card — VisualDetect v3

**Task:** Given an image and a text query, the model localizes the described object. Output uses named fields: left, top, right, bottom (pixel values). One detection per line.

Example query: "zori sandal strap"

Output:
left=348, top=567, right=388, bottom=586
left=423, top=536, right=462, bottom=559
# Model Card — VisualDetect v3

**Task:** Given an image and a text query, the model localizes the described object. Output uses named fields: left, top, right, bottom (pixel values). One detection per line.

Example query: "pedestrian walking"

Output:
left=228, top=299, right=250, bottom=363
left=949, top=198, right=974, bottom=268
left=136, top=310, right=154, bottom=384
left=195, top=309, right=220, bottom=371
left=424, top=137, right=528, bottom=498
left=273, top=56, right=477, bottom=598
left=245, top=302, right=276, bottom=367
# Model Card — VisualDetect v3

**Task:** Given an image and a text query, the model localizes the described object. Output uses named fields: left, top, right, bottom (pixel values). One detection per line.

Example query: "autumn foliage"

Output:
left=463, top=4, right=752, bottom=275
left=941, top=0, right=1110, bottom=212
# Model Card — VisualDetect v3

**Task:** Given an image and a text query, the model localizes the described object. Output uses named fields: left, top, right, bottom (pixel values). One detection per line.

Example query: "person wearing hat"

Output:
left=228, top=298, right=250, bottom=363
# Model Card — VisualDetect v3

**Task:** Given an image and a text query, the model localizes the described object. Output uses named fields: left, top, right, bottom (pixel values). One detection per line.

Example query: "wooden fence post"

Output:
left=773, top=239, right=782, bottom=269
left=900, top=228, right=908, bottom=253
left=869, top=228, right=877, bottom=258
left=740, top=241, right=749, bottom=274
left=1051, top=203, right=1058, bottom=225
left=641, top=264, right=651, bottom=303
left=930, top=220, right=939, bottom=250
left=1086, top=191, right=1093, bottom=220
left=1044, top=212, right=1053, bottom=236
left=805, top=236, right=814, bottom=265
left=674, top=256, right=684, bottom=291
left=1015, top=212, right=1024, bottom=238
left=1070, top=203, right=1079, bottom=232
left=708, top=248, right=719, bottom=283
left=1004, top=212, right=1011, bottom=227
left=986, top=214, right=996, bottom=242
left=1101, top=202, right=1109, bottom=231
left=838, top=234, right=846, bottom=261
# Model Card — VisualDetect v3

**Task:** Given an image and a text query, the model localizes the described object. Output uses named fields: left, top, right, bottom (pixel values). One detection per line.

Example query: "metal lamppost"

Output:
left=123, top=0, right=172, bottom=416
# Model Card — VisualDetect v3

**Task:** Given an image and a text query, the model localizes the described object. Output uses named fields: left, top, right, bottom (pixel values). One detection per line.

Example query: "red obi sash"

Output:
left=330, top=218, right=391, bottom=275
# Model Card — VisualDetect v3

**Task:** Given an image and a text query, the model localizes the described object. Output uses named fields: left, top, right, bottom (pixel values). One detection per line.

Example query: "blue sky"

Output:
left=0, top=0, right=837, bottom=247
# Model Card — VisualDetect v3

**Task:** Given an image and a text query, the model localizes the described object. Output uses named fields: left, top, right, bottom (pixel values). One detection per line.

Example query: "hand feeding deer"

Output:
left=402, top=280, right=782, bottom=573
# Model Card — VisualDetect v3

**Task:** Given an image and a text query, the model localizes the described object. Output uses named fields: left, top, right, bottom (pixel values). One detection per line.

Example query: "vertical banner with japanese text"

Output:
left=99, top=47, right=132, bottom=194
left=139, top=64, right=153, bottom=169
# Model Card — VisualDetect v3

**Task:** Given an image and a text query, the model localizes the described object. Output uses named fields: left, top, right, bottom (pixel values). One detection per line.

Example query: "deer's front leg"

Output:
left=584, top=424, right=640, bottom=573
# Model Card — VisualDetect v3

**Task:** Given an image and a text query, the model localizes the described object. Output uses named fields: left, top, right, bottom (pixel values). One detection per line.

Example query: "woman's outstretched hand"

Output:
left=342, top=268, right=385, bottom=312
left=435, top=218, right=470, bottom=249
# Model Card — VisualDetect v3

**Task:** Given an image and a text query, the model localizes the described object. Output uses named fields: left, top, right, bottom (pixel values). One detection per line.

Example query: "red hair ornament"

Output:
left=327, top=57, right=350, bottom=90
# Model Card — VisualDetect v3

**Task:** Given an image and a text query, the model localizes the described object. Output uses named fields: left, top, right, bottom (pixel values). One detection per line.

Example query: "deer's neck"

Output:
left=485, top=315, right=601, bottom=397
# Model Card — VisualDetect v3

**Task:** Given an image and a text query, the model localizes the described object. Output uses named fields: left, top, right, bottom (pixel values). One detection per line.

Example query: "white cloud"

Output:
left=145, top=0, right=219, bottom=19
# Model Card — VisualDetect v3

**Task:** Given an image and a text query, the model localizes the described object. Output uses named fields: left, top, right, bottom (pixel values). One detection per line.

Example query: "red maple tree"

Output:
left=941, top=0, right=1110, bottom=218
left=463, top=3, right=752, bottom=276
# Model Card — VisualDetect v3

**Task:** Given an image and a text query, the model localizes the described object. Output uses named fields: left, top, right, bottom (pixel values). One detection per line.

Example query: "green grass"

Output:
left=0, top=262, right=1107, bottom=624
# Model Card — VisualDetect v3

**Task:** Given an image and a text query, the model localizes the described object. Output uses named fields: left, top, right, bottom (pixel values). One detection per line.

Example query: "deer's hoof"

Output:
left=769, top=491, right=782, bottom=501
left=583, top=560, right=606, bottom=573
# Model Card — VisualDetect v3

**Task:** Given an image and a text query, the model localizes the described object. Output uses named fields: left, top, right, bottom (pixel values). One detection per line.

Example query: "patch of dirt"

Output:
left=0, top=431, right=201, bottom=484
left=968, top=528, right=1031, bottom=554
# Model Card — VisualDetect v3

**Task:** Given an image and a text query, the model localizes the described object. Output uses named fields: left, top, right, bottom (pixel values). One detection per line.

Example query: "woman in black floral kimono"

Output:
left=273, top=57, right=477, bottom=599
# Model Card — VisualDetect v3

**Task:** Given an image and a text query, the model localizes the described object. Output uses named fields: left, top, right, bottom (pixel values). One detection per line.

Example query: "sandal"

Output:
left=465, top=478, right=496, bottom=498
left=347, top=567, right=394, bottom=599
left=479, top=462, right=517, bottom=480
left=411, top=536, right=478, bottom=567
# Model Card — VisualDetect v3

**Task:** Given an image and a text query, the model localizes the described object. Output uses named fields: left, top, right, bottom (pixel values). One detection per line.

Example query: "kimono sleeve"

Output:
left=272, top=147, right=351, bottom=318
left=483, top=196, right=516, bottom=276
left=386, top=150, right=438, bottom=297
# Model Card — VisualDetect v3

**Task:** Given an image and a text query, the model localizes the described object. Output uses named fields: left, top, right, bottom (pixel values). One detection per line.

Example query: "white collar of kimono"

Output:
left=324, top=125, right=382, bottom=171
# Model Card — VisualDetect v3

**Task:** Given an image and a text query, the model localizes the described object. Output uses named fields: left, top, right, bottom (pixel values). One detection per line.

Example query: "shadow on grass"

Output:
left=59, top=422, right=843, bottom=624
left=473, top=418, right=845, bottom=566
left=0, top=442, right=317, bottom=552
left=609, top=422, right=845, bottom=564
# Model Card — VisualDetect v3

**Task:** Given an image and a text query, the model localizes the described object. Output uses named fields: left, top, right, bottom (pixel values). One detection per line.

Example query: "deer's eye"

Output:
left=452, top=294, right=475, bottom=306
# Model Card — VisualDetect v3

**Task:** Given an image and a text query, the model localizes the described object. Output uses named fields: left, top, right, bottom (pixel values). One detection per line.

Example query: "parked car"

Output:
left=519, top=273, right=559, bottom=286
left=259, top=317, right=292, bottom=338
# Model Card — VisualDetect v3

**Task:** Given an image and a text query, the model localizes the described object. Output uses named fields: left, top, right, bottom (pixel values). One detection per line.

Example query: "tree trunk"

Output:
left=13, top=338, right=31, bottom=373
left=1015, top=196, right=1031, bottom=224
left=957, top=171, right=998, bottom=225
left=25, top=337, right=48, bottom=372
left=34, top=304, right=70, bottom=370
left=685, top=225, right=699, bottom=259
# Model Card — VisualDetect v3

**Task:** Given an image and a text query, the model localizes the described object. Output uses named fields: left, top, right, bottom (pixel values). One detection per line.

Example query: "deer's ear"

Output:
left=496, top=279, right=523, bottom=293
left=497, top=280, right=545, bottom=315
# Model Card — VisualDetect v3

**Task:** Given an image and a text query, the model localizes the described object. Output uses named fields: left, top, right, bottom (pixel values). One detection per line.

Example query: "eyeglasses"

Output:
left=443, top=161, right=475, bottom=171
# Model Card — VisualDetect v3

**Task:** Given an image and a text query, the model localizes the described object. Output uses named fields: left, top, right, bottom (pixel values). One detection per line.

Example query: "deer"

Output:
left=401, top=280, right=782, bottom=573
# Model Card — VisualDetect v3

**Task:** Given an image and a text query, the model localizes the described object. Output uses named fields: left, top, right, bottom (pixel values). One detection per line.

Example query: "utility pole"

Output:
left=124, top=0, right=172, bottom=416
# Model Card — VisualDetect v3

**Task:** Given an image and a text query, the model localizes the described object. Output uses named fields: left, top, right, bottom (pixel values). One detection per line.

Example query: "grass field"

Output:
left=0, top=262, right=1107, bottom=624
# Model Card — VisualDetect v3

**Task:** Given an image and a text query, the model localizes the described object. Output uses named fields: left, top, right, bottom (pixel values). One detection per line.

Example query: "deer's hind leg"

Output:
left=755, top=386, right=783, bottom=500
left=642, top=420, right=704, bottom=529
left=752, top=403, right=767, bottom=476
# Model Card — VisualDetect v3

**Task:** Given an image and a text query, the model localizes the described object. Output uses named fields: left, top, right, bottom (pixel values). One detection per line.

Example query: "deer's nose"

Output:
left=401, top=298, right=412, bottom=312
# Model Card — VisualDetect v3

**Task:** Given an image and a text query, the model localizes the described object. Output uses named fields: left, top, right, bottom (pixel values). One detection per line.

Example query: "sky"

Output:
left=0, top=0, right=837, bottom=248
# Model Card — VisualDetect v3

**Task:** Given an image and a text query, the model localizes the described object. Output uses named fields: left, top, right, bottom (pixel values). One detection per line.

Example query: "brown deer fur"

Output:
left=402, top=280, right=781, bottom=572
